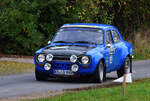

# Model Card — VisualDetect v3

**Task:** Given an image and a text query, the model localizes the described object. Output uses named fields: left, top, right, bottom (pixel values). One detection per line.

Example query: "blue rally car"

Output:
left=34, top=23, right=133, bottom=83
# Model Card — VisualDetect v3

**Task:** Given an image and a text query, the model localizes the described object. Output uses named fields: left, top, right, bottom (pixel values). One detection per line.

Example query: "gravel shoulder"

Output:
left=0, top=57, right=34, bottom=64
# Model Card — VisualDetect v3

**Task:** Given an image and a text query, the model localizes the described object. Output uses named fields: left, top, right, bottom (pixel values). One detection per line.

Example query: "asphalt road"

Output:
left=0, top=59, right=150, bottom=99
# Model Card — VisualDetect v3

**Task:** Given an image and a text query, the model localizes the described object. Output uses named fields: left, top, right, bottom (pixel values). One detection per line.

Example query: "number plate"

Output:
left=54, top=70, right=74, bottom=75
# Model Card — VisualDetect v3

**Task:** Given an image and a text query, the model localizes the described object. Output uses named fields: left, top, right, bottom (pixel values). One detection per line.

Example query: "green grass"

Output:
left=133, top=53, right=150, bottom=61
left=27, top=79, right=150, bottom=101
left=0, top=61, right=34, bottom=76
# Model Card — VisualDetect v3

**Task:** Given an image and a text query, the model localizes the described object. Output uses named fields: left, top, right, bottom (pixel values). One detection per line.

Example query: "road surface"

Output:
left=0, top=58, right=150, bottom=99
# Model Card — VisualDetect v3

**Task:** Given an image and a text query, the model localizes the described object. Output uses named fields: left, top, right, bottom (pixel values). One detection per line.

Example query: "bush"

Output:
left=0, top=0, right=67, bottom=55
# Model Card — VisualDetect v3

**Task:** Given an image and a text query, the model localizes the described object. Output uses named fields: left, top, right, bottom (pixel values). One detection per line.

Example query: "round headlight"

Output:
left=70, top=55, right=78, bottom=63
left=44, top=63, right=51, bottom=70
left=81, top=56, right=89, bottom=64
left=38, top=54, right=45, bottom=62
left=71, top=64, right=79, bottom=72
left=46, top=54, right=53, bottom=61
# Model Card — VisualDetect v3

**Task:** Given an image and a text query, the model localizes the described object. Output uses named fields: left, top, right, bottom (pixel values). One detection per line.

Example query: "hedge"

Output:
left=0, top=0, right=149, bottom=55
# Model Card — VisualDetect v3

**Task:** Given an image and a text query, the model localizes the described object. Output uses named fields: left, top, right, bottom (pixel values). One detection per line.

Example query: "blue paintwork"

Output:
left=34, top=23, right=133, bottom=77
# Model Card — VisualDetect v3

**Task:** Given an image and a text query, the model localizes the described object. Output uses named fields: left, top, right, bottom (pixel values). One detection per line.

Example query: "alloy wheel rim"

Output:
left=99, top=63, right=104, bottom=81
left=125, top=58, right=130, bottom=74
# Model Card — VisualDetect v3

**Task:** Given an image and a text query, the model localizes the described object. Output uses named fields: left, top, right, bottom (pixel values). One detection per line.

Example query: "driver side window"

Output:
left=106, top=30, right=113, bottom=44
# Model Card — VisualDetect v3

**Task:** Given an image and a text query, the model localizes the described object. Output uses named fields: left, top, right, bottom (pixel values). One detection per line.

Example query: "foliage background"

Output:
left=0, top=0, right=150, bottom=56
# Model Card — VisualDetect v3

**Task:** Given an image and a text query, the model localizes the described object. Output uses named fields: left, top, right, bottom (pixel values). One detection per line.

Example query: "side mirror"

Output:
left=106, top=44, right=111, bottom=48
left=48, top=40, right=51, bottom=44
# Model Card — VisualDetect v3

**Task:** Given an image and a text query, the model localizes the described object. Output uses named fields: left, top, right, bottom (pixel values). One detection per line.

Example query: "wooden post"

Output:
left=122, top=74, right=126, bottom=96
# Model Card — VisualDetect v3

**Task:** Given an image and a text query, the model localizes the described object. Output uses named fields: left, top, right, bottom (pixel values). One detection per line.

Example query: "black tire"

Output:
left=95, top=61, right=106, bottom=83
left=35, top=69, right=47, bottom=81
left=117, top=56, right=131, bottom=78
left=117, top=66, right=124, bottom=78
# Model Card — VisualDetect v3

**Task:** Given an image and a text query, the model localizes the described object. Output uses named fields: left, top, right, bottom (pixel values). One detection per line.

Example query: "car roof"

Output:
left=61, top=23, right=116, bottom=30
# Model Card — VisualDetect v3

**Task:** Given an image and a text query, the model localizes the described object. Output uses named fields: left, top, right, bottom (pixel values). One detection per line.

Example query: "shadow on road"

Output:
left=36, top=76, right=118, bottom=84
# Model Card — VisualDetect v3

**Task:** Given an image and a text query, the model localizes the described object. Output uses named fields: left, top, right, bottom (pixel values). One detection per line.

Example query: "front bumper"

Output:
left=34, top=59, right=93, bottom=77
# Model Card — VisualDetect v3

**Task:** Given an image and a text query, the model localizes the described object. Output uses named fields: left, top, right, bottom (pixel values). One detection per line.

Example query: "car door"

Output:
left=111, top=29, right=122, bottom=69
left=104, top=30, right=116, bottom=72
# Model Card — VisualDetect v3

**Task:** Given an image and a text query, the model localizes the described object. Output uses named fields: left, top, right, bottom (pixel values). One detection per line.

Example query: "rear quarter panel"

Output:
left=117, top=41, right=133, bottom=69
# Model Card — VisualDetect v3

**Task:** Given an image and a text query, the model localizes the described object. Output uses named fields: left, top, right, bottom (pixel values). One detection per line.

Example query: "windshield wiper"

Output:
left=53, top=41, right=73, bottom=43
left=74, top=41, right=97, bottom=45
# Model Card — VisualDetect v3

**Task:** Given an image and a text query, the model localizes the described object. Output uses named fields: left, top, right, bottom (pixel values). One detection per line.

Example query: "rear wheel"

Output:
left=35, top=69, right=48, bottom=81
left=117, top=56, right=131, bottom=78
left=95, top=61, right=106, bottom=83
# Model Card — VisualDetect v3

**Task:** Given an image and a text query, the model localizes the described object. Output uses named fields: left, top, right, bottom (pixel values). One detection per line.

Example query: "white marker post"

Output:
left=122, top=74, right=126, bottom=96
left=113, top=73, right=132, bottom=96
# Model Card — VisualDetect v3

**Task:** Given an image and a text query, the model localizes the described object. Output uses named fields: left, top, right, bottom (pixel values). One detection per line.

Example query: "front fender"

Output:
left=87, top=48, right=104, bottom=73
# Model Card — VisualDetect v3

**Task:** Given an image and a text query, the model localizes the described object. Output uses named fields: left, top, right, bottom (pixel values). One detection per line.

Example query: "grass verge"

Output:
left=27, top=78, right=150, bottom=101
left=133, top=54, right=150, bottom=61
left=0, top=61, right=34, bottom=76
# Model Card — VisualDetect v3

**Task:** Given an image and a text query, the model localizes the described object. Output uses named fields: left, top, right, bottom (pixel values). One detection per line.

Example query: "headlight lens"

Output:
left=44, top=63, right=51, bottom=70
left=71, top=64, right=79, bottom=72
left=38, top=54, right=45, bottom=62
left=81, top=56, right=89, bottom=64
left=70, top=55, right=78, bottom=63
left=46, top=54, right=53, bottom=61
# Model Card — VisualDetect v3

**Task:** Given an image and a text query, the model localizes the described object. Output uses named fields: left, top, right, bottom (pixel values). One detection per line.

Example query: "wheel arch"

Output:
left=94, top=57, right=106, bottom=73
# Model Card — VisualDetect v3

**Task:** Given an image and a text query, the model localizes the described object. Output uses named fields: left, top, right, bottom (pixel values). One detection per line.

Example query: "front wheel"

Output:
left=117, top=56, right=131, bottom=78
left=95, top=61, right=106, bottom=83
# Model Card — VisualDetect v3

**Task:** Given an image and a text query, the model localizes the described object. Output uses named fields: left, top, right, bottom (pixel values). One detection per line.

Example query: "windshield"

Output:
left=52, top=27, right=104, bottom=45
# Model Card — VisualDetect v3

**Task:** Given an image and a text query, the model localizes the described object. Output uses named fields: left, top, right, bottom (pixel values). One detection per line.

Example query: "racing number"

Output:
left=106, top=30, right=114, bottom=64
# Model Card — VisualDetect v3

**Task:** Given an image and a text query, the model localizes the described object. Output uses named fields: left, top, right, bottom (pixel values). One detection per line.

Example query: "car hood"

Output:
left=41, top=45, right=95, bottom=56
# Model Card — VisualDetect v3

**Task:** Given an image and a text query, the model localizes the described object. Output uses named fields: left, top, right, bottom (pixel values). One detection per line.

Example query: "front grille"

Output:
left=53, top=62, right=72, bottom=70
left=53, top=55, right=70, bottom=62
